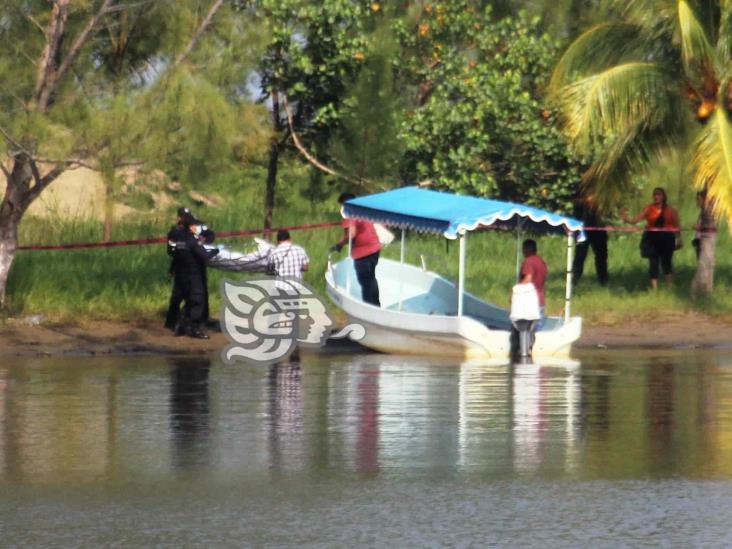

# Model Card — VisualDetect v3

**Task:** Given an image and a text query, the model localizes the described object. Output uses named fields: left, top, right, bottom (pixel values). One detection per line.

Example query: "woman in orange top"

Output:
left=621, top=187, right=680, bottom=290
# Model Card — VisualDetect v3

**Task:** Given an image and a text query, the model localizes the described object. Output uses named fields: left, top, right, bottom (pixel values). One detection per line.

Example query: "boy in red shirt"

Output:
left=331, top=193, right=382, bottom=306
left=519, top=239, right=547, bottom=327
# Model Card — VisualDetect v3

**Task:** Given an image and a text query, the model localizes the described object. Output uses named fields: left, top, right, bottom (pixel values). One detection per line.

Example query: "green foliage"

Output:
left=255, top=0, right=369, bottom=126
left=398, top=5, right=585, bottom=211
left=551, top=0, right=732, bottom=221
left=329, top=19, right=403, bottom=187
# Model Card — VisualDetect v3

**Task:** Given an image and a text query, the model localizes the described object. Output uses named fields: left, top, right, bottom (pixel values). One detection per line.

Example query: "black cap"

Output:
left=177, top=206, right=192, bottom=218
left=276, top=229, right=290, bottom=242
left=180, top=210, right=203, bottom=226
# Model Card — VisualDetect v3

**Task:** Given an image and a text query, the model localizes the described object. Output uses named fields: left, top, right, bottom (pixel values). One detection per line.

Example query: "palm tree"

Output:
left=550, top=0, right=732, bottom=294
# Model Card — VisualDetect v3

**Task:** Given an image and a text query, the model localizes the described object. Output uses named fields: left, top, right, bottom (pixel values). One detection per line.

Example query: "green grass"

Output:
left=8, top=200, right=732, bottom=325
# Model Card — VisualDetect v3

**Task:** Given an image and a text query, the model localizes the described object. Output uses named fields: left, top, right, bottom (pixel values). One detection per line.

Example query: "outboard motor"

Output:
left=510, top=282, right=541, bottom=363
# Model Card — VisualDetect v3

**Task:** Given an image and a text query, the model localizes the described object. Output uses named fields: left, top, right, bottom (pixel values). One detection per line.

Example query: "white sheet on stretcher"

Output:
left=207, top=238, right=274, bottom=272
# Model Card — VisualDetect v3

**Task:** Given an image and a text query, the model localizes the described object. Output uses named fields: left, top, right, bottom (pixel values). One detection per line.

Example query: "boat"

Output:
left=325, top=187, right=585, bottom=360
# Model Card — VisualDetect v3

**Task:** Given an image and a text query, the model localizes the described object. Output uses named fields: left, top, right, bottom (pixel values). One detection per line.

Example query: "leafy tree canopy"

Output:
left=398, top=4, right=585, bottom=211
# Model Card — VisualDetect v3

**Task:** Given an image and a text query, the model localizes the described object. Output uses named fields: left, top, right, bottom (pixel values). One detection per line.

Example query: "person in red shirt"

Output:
left=519, top=239, right=548, bottom=326
left=331, top=193, right=382, bottom=306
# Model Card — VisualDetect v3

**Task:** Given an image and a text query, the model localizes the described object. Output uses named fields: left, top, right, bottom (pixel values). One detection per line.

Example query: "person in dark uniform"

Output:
left=166, top=209, right=218, bottom=339
left=198, top=227, right=217, bottom=326
left=572, top=195, right=609, bottom=286
left=164, top=207, right=192, bottom=332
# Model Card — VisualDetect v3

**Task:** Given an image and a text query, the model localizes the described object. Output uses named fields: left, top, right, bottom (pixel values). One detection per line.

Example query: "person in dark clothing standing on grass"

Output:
left=331, top=192, right=381, bottom=307
left=165, top=208, right=218, bottom=338
left=621, top=187, right=680, bottom=290
left=572, top=195, right=609, bottom=286
left=198, top=226, right=217, bottom=325
left=165, top=207, right=192, bottom=332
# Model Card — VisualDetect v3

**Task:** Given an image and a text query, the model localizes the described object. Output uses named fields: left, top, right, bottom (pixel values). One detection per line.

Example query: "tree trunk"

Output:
left=691, top=196, right=717, bottom=296
left=264, top=91, right=281, bottom=235
left=0, top=156, right=33, bottom=309
left=0, top=219, right=18, bottom=310
left=264, top=144, right=278, bottom=233
left=0, top=154, right=64, bottom=308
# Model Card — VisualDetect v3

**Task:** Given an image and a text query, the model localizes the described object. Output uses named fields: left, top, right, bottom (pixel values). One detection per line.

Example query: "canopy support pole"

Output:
left=346, top=227, right=353, bottom=295
left=565, top=233, right=574, bottom=323
left=515, top=220, right=523, bottom=282
left=458, top=231, right=466, bottom=317
left=398, top=229, right=406, bottom=311
left=400, top=229, right=406, bottom=263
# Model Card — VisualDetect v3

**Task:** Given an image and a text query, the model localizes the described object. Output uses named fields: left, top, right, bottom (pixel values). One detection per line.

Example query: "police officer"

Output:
left=166, top=208, right=218, bottom=339
left=164, top=207, right=191, bottom=332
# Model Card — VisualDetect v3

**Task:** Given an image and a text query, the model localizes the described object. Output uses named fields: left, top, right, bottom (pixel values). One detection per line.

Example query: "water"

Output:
left=2, top=350, right=732, bottom=547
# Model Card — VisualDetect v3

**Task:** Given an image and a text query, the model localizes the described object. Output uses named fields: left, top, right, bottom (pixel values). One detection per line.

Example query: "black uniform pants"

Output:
left=573, top=231, right=608, bottom=285
left=354, top=251, right=381, bottom=306
left=165, top=277, right=186, bottom=328
left=166, top=274, right=206, bottom=329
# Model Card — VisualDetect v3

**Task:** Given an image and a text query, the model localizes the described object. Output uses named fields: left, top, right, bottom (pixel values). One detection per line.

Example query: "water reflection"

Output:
left=648, top=361, right=675, bottom=472
left=169, top=357, right=211, bottom=470
left=266, top=363, right=303, bottom=474
left=1, top=352, right=732, bottom=484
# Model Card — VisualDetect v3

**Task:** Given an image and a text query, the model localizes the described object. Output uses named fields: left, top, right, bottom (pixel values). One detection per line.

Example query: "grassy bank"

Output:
left=8, top=197, right=732, bottom=325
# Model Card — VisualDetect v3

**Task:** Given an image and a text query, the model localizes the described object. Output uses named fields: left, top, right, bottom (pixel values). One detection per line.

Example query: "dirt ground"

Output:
left=1, top=312, right=731, bottom=359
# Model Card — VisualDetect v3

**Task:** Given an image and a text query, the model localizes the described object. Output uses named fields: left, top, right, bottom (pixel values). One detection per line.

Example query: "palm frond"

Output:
left=557, top=62, right=673, bottom=152
left=692, top=108, right=732, bottom=222
left=717, top=0, right=732, bottom=66
left=550, top=23, right=649, bottom=93
left=678, top=0, right=718, bottom=83
left=619, top=0, right=677, bottom=37
left=581, top=118, right=682, bottom=210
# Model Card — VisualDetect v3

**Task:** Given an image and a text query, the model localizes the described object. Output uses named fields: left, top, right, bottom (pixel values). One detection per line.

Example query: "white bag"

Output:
left=374, top=223, right=395, bottom=246
left=510, top=283, right=541, bottom=321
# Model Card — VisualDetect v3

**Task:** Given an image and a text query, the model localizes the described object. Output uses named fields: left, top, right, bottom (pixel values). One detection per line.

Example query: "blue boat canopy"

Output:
left=343, top=187, right=585, bottom=240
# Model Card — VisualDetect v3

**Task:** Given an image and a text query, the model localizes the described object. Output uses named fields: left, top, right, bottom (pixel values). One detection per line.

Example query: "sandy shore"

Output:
left=1, top=312, right=731, bottom=358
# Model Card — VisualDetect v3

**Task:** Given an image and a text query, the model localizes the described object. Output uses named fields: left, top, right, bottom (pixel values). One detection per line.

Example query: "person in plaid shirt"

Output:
left=267, top=230, right=309, bottom=280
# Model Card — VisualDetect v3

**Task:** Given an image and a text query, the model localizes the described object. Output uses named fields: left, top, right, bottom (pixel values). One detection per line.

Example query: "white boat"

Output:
left=325, top=187, right=585, bottom=361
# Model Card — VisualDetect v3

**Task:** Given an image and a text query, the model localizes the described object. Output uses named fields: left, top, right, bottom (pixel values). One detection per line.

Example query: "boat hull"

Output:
left=326, top=258, right=581, bottom=360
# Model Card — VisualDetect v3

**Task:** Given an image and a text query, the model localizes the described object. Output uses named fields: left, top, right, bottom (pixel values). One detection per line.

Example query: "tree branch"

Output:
left=25, top=164, right=66, bottom=205
left=172, top=0, right=225, bottom=68
left=0, top=125, right=27, bottom=154
left=38, top=0, right=117, bottom=110
left=34, top=0, right=70, bottom=108
left=12, top=4, right=46, bottom=35
left=282, top=95, right=365, bottom=185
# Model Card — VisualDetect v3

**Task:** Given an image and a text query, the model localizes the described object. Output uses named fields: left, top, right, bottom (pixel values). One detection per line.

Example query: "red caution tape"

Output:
left=18, top=220, right=342, bottom=252
left=583, top=226, right=717, bottom=233
left=16, top=220, right=718, bottom=251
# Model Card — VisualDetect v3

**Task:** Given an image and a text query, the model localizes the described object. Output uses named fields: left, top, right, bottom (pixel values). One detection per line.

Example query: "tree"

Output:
left=251, top=0, right=371, bottom=227
left=550, top=0, right=732, bottom=294
left=329, top=16, right=404, bottom=188
left=0, top=0, right=254, bottom=306
left=398, top=4, right=585, bottom=211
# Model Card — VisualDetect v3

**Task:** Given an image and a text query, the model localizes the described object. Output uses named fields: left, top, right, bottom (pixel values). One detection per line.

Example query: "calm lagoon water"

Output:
left=2, top=350, right=732, bottom=547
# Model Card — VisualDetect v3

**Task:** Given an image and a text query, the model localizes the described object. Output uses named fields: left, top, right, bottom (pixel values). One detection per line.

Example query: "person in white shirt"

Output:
left=267, top=230, right=309, bottom=280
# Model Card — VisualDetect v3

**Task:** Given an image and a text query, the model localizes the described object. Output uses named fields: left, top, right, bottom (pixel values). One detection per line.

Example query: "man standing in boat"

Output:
left=519, top=239, right=548, bottom=327
left=330, top=192, right=381, bottom=307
